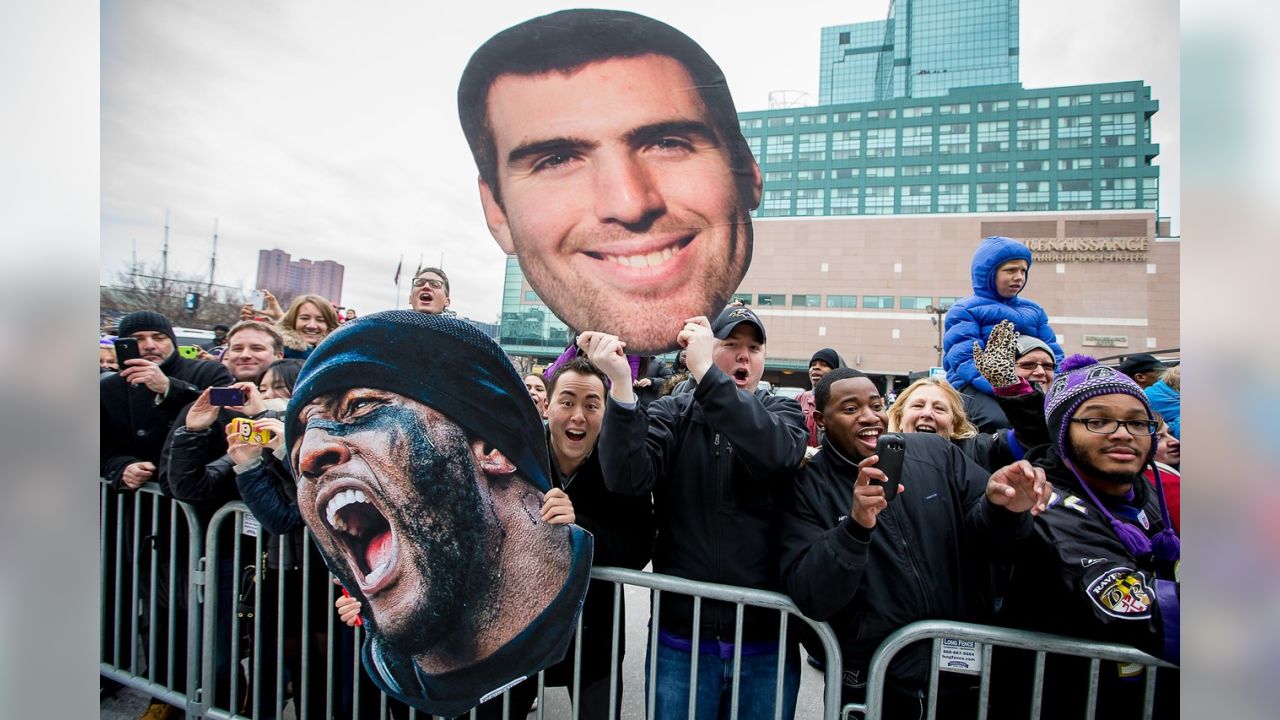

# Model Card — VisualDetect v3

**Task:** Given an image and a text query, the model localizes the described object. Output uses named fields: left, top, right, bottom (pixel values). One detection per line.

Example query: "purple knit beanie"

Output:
left=1044, top=355, right=1180, bottom=563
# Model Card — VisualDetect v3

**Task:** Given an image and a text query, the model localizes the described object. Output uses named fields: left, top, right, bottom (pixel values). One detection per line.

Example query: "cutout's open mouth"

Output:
left=320, top=486, right=399, bottom=592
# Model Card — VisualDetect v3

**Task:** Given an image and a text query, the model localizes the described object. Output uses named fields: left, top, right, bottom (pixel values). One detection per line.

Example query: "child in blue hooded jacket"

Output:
left=943, top=236, right=1064, bottom=395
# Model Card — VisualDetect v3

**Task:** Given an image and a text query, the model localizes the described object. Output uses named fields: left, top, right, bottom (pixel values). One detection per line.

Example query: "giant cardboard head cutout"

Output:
left=458, top=9, right=762, bottom=355
left=285, top=311, right=592, bottom=716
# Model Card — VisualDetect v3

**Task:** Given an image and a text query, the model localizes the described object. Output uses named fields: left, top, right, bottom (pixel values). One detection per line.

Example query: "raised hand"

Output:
left=973, top=320, right=1020, bottom=389
left=986, top=460, right=1052, bottom=515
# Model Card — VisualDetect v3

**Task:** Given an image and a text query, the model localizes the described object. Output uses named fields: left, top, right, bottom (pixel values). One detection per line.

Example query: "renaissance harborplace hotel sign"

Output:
left=1023, top=237, right=1150, bottom=263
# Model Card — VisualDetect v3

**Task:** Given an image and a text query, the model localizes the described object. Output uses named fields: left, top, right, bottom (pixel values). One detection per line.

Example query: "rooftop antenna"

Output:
left=130, top=237, right=139, bottom=289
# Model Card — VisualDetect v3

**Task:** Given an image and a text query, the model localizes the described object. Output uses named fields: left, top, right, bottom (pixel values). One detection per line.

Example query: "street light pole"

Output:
left=924, top=304, right=947, bottom=368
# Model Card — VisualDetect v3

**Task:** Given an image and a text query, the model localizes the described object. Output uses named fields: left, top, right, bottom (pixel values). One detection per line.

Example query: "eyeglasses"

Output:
left=412, top=277, right=446, bottom=290
left=1016, top=361, right=1056, bottom=372
left=1070, top=418, right=1159, bottom=435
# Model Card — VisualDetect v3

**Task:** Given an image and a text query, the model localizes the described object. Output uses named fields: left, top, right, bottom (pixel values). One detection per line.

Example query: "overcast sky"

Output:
left=100, top=0, right=1178, bottom=323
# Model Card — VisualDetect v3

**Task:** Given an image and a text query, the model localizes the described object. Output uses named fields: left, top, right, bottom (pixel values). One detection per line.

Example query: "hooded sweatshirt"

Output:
left=942, top=236, right=1064, bottom=394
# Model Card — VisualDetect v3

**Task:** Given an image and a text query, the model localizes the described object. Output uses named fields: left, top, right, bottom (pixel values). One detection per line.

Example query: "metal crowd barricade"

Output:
left=99, top=479, right=205, bottom=714
left=847, top=619, right=1179, bottom=720
left=590, top=566, right=846, bottom=720
left=196, top=499, right=845, bottom=720
left=101, top=486, right=1173, bottom=720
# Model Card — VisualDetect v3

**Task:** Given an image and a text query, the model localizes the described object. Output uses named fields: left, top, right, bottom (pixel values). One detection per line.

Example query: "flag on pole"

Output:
left=393, top=255, right=403, bottom=286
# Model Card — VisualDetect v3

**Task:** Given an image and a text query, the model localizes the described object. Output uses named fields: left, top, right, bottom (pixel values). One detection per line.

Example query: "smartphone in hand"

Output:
left=114, top=338, right=142, bottom=365
left=209, top=386, right=249, bottom=406
left=178, top=345, right=200, bottom=359
left=873, top=433, right=906, bottom=502
left=251, top=290, right=267, bottom=311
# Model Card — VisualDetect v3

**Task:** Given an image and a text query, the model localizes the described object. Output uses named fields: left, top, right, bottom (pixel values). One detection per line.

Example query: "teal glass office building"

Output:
left=820, top=0, right=1020, bottom=104
left=497, top=1, right=1164, bottom=363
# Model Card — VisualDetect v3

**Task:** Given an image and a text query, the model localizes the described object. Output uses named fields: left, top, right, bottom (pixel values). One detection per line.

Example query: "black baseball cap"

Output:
left=1117, top=353, right=1167, bottom=377
left=711, top=305, right=766, bottom=343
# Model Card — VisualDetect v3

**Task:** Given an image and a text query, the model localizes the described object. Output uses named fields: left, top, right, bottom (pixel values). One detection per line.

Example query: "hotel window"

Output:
left=1057, top=94, right=1093, bottom=107
left=1016, top=180, right=1049, bottom=210
left=863, top=295, right=895, bottom=309
left=938, top=123, right=970, bottom=155
left=865, top=127, right=897, bottom=158
left=978, top=161, right=1009, bottom=173
left=978, top=100, right=1010, bottom=112
left=1058, top=179, right=1092, bottom=210
left=937, top=296, right=961, bottom=310
left=731, top=293, right=752, bottom=304
left=1016, top=97, right=1050, bottom=109
left=901, top=184, right=932, bottom=212
left=1099, top=178, right=1137, bottom=209
left=795, top=188, right=825, bottom=216
left=792, top=294, right=821, bottom=308
left=797, top=133, right=827, bottom=161
left=866, top=108, right=897, bottom=120
left=863, top=185, right=895, bottom=215
left=830, top=187, right=859, bottom=215
left=937, top=163, right=970, bottom=175
left=764, top=170, right=793, bottom=182
left=797, top=169, right=827, bottom=181
left=1099, top=91, right=1135, bottom=104
left=757, top=293, right=786, bottom=306
left=760, top=189, right=791, bottom=215
left=865, top=166, right=896, bottom=178
left=937, top=183, right=970, bottom=213
left=976, top=182, right=1009, bottom=212
left=1058, top=158, right=1093, bottom=171
left=798, top=113, right=828, bottom=125
left=903, top=106, right=934, bottom=118
left=939, top=103, right=971, bottom=115
left=901, top=164, right=932, bottom=177
left=833, top=111, right=862, bottom=123
left=746, top=136, right=762, bottom=162
left=831, top=167, right=861, bottom=179
left=900, top=296, right=933, bottom=310
left=764, top=135, right=794, bottom=164
left=827, top=294, right=857, bottom=308
left=767, top=116, right=794, bottom=127
left=1016, top=159, right=1049, bottom=172
left=1099, top=156, right=1137, bottom=169
left=1058, top=136, right=1094, bottom=149
left=739, top=118, right=763, bottom=129
left=1058, top=115, right=1092, bottom=137
left=524, top=290, right=540, bottom=302
left=976, top=121, right=1009, bottom=153
left=1099, top=134, right=1136, bottom=147
left=831, top=130, right=862, bottom=160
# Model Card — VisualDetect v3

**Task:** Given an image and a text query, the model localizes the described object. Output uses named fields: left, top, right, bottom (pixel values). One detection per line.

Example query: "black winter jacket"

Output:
left=100, top=352, right=233, bottom=490
left=952, top=388, right=1050, bottom=471
left=780, top=433, right=1031, bottom=691
left=599, top=365, right=807, bottom=641
left=544, top=430, right=654, bottom=685
left=991, top=444, right=1180, bottom=717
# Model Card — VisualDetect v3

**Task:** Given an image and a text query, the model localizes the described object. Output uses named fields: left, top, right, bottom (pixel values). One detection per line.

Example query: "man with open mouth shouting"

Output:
left=284, top=310, right=592, bottom=717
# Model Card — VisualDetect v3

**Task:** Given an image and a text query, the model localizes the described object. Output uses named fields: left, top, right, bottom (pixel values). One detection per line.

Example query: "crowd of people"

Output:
left=101, top=243, right=1181, bottom=720
left=100, top=10, right=1179, bottom=719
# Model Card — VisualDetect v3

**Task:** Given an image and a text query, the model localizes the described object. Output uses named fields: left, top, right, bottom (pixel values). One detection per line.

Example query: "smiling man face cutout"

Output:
left=459, top=9, right=762, bottom=355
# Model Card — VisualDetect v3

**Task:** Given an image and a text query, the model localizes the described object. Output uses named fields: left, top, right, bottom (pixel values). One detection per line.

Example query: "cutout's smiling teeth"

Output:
left=604, top=246, right=676, bottom=268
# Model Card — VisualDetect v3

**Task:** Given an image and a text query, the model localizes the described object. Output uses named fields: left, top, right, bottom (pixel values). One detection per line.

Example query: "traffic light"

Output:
left=184, top=292, right=200, bottom=311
